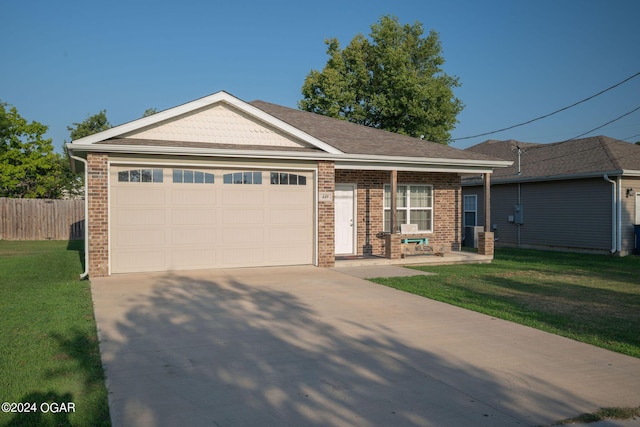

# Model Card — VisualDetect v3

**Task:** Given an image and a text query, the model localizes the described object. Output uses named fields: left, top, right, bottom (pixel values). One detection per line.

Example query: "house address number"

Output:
left=319, top=192, right=333, bottom=202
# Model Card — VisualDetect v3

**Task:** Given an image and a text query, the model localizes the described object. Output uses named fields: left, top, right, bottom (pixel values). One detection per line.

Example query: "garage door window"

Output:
left=118, top=169, right=163, bottom=183
left=173, top=169, right=214, bottom=184
left=270, top=172, right=306, bottom=185
left=223, top=171, right=263, bottom=185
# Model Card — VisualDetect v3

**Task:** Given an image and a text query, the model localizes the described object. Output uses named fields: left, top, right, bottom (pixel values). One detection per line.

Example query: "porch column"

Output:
left=317, top=161, right=335, bottom=267
left=385, top=169, right=402, bottom=259
left=390, top=169, right=397, bottom=234
left=87, top=152, right=109, bottom=277
left=479, top=172, right=495, bottom=256
left=484, top=173, right=491, bottom=232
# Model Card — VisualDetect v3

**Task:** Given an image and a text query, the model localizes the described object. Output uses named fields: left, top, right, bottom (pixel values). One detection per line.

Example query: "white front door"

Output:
left=335, top=184, right=355, bottom=254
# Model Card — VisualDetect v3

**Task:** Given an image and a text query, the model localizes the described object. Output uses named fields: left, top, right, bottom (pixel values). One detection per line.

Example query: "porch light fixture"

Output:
left=626, top=188, right=634, bottom=198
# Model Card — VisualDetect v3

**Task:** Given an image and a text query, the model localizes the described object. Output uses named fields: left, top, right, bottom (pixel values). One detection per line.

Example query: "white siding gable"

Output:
left=123, top=103, right=311, bottom=148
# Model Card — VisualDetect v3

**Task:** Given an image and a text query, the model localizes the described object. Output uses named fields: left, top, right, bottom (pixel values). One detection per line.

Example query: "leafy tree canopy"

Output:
left=0, top=102, right=62, bottom=198
left=142, top=108, right=158, bottom=117
left=300, top=15, right=464, bottom=144
left=68, top=110, right=111, bottom=140
left=62, top=110, right=113, bottom=198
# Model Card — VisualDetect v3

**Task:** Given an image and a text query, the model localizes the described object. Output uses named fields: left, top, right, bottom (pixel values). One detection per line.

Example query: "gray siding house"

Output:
left=462, top=136, right=640, bottom=255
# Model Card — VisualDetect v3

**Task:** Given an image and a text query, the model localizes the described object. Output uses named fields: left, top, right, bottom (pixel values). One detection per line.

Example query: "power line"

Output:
left=450, top=70, right=640, bottom=142
left=565, top=105, right=640, bottom=141
left=621, top=131, right=640, bottom=142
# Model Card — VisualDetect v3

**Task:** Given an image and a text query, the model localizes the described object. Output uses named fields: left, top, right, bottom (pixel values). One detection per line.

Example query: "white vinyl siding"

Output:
left=383, top=184, right=433, bottom=233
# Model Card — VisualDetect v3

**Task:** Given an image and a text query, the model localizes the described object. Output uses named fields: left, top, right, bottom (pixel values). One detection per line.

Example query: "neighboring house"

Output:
left=462, top=136, right=640, bottom=255
left=68, top=91, right=509, bottom=277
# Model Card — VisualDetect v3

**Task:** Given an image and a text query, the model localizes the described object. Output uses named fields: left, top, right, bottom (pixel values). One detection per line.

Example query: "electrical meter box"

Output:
left=514, top=204, right=524, bottom=225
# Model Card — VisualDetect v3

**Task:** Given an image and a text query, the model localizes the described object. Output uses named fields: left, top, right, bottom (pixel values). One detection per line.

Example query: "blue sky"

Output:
left=2, top=0, right=639, bottom=151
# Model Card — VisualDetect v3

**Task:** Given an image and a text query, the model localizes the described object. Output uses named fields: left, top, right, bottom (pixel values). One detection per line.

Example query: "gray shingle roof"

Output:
left=464, top=136, right=640, bottom=183
left=249, top=100, right=500, bottom=162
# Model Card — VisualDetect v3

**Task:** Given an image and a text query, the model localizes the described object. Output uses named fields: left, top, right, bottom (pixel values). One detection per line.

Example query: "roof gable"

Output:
left=72, top=91, right=342, bottom=154
left=122, top=102, right=310, bottom=148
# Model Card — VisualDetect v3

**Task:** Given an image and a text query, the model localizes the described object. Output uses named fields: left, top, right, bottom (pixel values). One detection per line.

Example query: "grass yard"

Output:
left=0, top=240, right=110, bottom=427
left=371, top=249, right=640, bottom=358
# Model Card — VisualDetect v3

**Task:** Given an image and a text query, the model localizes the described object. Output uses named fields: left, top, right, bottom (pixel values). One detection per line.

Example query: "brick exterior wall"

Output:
left=87, top=153, right=109, bottom=277
left=335, top=170, right=462, bottom=257
left=317, top=161, right=335, bottom=267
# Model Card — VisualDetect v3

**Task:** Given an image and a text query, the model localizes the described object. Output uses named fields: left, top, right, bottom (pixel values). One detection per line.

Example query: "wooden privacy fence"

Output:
left=0, top=198, right=85, bottom=240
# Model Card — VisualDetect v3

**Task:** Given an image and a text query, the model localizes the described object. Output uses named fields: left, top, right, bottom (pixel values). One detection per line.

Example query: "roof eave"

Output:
left=462, top=170, right=627, bottom=185
left=67, top=143, right=511, bottom=173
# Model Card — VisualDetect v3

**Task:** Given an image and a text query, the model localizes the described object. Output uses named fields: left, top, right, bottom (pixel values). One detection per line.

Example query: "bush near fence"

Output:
left=0, top=198, right=85, bottom=240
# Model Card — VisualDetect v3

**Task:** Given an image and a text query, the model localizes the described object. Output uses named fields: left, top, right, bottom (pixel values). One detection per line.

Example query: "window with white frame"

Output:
left=383, top=184, right=433, bottom=233
left=463, top=195, right=477, bottom=227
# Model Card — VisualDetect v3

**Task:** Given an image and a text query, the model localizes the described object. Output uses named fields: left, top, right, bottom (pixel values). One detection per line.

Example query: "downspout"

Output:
left=603, top=174, right=617, bottom=254
left=69, top=152, right=89, bottom=279
left=617, top=176, right=622, bottom=253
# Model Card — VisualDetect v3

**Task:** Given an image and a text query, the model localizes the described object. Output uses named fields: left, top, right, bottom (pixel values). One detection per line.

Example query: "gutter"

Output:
left=603, top=174, right=617, bottom=254
left=617, top=175, right=622, bottom=253
left=68, top=154, right=89, bottom=279
left=463, top=170, right=626, bottom=186
left=66, top=143, right=512, bottom=171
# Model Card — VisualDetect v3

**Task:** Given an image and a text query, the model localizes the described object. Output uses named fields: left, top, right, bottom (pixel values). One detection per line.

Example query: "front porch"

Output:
left=334, top=250, right=493, bottom=268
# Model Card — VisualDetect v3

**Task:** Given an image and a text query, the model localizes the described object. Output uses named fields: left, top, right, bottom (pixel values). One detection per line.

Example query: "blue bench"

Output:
left=402, top=238, right=428, bottom=245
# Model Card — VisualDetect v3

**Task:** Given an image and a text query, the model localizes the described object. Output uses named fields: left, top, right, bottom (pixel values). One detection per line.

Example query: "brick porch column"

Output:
left=478, top=231, right=495, bottom=256
left=87, top=153, right=109, bottom=277
left=317, top=161, right=335, bottom=267
left=384, top=234, right=402, bottom=259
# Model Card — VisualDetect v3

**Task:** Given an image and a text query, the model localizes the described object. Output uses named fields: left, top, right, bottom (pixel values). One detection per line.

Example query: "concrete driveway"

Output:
left=91, top=266, right=640, bottom=427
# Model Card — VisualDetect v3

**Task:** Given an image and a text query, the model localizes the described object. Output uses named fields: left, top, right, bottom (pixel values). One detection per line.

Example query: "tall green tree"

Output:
left=68, top=110, right=111, bottom=140
left=142, top=108, right=158, bottom=117
left=300, top=15, right=463, bottom=144
left=0, top=102, right=62, bottom=198
left=62, top=110, right=113, bottom=198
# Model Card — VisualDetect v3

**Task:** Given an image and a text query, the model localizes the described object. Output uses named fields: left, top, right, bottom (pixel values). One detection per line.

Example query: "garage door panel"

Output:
left=116, top=187, right=166, bottom=205
left=222, top=247, right=265, bottom=266
left=270, top=208, right=308, bottom=225
left=221, top=227, right=265, bottom=244
left=270, top=190, right=309, bottom=205
left=269, top=226, right=311, bottom=243
left=269, top=245, right=311, bottom=263
left=115, top=209, right=166, bottom=226
left=172, top=209, right=216, bottom=225
left=113, top=249, right=168, bottom=273
left=171, top=249, right=217, bottom=268
left=222, top=189, right=264, bottom=205
left=222, top=208, right=264, bottom=225
left=171, top=228, right=216, bottom=245
left=114, top=229, right=166, bottom=246
left=171, top=189, right=216, bottom=205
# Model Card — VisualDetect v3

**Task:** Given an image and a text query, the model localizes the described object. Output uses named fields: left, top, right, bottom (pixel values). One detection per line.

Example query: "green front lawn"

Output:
left=371, top=249, right=640, bottom=358
left=0, top=240, right=110, bottom=427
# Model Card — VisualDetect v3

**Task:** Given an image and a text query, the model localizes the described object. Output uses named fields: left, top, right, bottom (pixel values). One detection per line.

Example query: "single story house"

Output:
left=68, top=91, right=510, bottom=277
left=462, top=136, right=640, bottom=255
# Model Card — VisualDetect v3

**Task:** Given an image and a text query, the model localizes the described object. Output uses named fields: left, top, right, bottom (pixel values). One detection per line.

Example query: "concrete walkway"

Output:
left=91, top=266, right=640, bottom=427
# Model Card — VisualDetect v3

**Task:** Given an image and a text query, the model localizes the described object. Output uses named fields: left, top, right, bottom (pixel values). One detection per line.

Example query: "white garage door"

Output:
left=110, top=166, right=314, bottom=273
